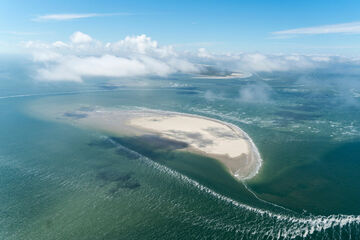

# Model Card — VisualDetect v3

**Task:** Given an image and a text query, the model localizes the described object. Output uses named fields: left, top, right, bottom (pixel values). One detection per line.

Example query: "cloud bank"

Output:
left=191, top=49, right=359, bottom=74
left=27, top=32, right=198, bottom=82
left=26, top=32, right=360, bottom=82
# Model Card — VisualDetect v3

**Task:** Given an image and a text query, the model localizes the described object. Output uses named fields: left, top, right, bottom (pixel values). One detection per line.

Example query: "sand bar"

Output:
left=57, top=107, right=262, bottom=180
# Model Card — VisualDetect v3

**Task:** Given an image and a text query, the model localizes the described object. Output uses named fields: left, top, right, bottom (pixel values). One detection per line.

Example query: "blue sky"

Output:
left=1, top=0, right=360, bottom=55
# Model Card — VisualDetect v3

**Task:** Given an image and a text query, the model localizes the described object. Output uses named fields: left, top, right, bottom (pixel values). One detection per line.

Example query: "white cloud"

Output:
left=70, top=32, right=92, bottom=44
left=33, top=13, right=129, bottom=21
left=238, top=83, right=272, bottom=103
left=204, top=90, right=225, bottom=101
left=26, top=32, right=199, bottom=82
left=197, top=48, right=215, bottom=59
left=189, top=50, right=357, bottom=73
left=37, top=55, right=172, bottom=82
left=273, top=21, right=360, bottom=36
left=52, top=41, right=68, bottom=48
left=25, top=32, right=360, bottom=82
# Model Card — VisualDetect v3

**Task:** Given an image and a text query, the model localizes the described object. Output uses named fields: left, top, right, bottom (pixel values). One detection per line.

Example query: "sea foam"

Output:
left=107, top=136, right=360, bottom=239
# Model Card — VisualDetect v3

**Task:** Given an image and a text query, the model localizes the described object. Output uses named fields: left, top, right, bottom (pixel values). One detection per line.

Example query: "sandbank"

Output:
left=60, top=107, right=262, bottom=180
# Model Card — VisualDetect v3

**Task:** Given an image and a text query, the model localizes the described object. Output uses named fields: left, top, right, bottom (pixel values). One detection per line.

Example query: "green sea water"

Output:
left=1, top=57, right=360, bottom=239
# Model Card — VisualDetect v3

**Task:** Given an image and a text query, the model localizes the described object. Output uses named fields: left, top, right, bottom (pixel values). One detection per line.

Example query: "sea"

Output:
left=1, top=55, right=360, bottom=239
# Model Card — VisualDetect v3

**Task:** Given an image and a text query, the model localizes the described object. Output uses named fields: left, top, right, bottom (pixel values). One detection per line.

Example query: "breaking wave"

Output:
left=107, top=137, right=360, bottom=239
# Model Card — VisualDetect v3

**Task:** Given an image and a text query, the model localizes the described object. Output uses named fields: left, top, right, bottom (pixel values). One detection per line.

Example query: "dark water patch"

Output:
left=111, top=135, right=188, bottom=152
left=88, top=139, right=117, bottom=149
left=97, top=170, right=132, bottom=182
left=45, top=219, right=53, bottom=229
left=97, top=170, right=140, bottom=193
left=114, top=180, right=140, bottom=191
left=106, top=135, right=271, bottom=210
left=107, top=136, right=187, bottom=165
left=0, top=165, right=73, bottom=234
left=176, top=86, right=198, bottom=91
left=318, top=141, right=360, bottom=214
left=63, top=111, right=88, bottom=119
left=175, top=90, right=198, bottom=95
left=78, top=106, right=95, bottom=112
left=249, top=134, right=360, bottom=215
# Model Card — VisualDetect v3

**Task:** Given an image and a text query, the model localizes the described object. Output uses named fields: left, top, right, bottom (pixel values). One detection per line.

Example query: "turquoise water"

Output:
left=1, top=57, right=360, bottom=239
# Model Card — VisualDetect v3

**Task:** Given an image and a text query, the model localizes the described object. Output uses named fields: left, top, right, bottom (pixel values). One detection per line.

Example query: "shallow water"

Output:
left=1, top=57, right=360, bottom=239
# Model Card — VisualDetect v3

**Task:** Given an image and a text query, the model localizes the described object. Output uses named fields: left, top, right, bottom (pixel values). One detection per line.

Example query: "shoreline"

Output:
left=130, top=109, right=262, bottom=180
left=47, top=105, right=262, bottom=180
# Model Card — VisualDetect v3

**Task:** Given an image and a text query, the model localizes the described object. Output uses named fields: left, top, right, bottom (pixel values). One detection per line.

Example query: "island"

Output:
left=60, top=107, right=262, bottom=180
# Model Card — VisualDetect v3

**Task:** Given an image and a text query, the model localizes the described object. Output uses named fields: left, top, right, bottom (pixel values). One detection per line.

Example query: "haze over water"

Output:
left=0, top=56, right=359, bottom=239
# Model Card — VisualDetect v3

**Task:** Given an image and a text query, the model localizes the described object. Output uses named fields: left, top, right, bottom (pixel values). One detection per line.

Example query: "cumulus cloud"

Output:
left=25, top=31, right=360, bottom=82
left=70, top=32, right=92, bottom=44
left=26, top=32, right=199, bottom=82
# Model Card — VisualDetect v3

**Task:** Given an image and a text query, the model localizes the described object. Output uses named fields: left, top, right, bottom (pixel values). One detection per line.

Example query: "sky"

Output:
left=2, top=0, right=360, bottom=82
left=1, top=0, right=360, bottom=55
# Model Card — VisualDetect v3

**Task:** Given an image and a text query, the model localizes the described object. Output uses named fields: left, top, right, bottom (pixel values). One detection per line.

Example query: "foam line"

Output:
left=0, top=89, right=113, bottom=100
left=106, top=137, right=360, bottom=238
left=0, top=87, right=201, bottom=100
left=241, top=181, right=295, bottom=213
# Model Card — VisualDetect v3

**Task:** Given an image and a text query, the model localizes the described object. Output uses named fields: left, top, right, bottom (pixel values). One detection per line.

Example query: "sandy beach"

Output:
left=60, top=108, right=262, bottom=180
